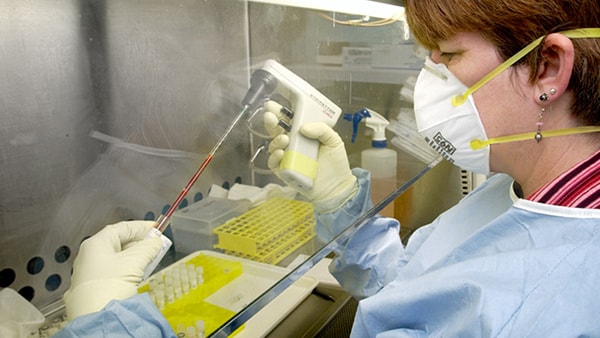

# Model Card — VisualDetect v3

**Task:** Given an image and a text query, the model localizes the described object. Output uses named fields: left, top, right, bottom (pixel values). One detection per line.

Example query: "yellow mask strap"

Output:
left=452, top=28, right=600, bottom=106
left=470, top=126, right=600, bottom=150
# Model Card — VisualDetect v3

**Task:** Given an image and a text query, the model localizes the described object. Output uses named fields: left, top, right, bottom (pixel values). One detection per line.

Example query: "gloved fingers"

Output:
left=118, top=236, right=163, bottom=279
left=263, top=111, right=282, bottom=138
left=76, top=220, right=155, bottom=265
left=268, top=134, right=289, bottom=153
left=268, top=148, right=285, bottom=169
left=109, top=221, right=155, bottom=248
left=264, top=100, right=286, bottom=119
left=300, top=122, right=343, bottom=148
left=120, top=236, right=162, bottom=260
left=78, top=224, right=124, bottom=254
left=264, top=101, right=289, bottom=138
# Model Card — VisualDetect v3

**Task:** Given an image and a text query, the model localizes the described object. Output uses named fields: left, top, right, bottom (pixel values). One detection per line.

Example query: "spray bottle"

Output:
left=344, top=108, right=397, bottom=217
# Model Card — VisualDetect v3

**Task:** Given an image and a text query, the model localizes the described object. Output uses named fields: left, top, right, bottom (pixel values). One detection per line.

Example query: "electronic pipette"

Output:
left=145, top=60, right=341, bottom=278
left=154, top=68, right=277, bottom=233
left=255, top=60, right=342, bottom=191
left=142, top=65, right=277, bottom=279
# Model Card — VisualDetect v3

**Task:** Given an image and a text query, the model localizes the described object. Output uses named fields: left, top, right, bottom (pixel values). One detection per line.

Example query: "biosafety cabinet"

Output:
left=0, top=1, right=468, bottom=336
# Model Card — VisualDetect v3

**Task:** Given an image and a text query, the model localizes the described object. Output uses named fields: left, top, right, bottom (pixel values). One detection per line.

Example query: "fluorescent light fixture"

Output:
left=245, top=0, right=405, bottom=21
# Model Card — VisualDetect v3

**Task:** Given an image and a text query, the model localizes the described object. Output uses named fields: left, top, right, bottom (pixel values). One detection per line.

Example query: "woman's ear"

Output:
left=536, top=33, right=575, bottom=103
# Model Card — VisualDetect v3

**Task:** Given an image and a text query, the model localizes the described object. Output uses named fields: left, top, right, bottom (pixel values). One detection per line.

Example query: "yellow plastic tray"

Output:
left=223, top=224, right=315, bottom=264
left=138, top=251, right=318, bottom=337
left=138, top=251, right=243, bottom=336
left=212, top=198, right=315, bottom=262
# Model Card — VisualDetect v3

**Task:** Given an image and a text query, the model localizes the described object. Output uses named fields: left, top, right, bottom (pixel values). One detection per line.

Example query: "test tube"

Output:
left=172, top=269, right=181, bottom=289
left=196, top=320, right=206, bottom=338
left=165, top=272, right=174, bottom=288
left=187, top=264, right=195, bottom=276
left=188, top=265, right=197, bottom=289
left=39, top=325, right=50, bottom=337
left=176, top=323, right=186, bottom=337
left=166, top=288, right=175, bottom=304
left=186, top=326, right=197, bottom=338
left=181, top=274, right=190, bottom=293
left=155, top=288, right=166, bottom=309
left=196, top=266, right=204, bottom=285
left=51, top=317, right=62, bottom=328
left=149, top=277, right=159, bottom=291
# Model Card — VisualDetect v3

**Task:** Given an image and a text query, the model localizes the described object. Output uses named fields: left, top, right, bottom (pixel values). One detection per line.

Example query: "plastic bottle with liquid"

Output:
left=344, top=108, right=397, bottom=217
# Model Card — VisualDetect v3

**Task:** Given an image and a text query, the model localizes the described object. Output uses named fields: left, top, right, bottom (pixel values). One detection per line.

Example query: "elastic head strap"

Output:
left=452, top=28, right=600, bottom=107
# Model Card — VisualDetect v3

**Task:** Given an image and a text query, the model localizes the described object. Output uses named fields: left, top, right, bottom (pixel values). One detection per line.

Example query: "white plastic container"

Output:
left=171, top=197, right=250, bottom=255
left=346, top=108, right=398, bottom=217
left=361, top=145, right=397, bottom=217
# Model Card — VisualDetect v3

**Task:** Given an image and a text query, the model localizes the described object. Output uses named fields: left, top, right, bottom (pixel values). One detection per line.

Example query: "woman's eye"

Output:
left=440, top=52, right=455, bottom=60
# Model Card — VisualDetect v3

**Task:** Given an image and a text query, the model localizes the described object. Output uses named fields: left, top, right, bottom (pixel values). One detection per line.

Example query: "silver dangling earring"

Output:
left=535, top=107, right=545, bottom=142
left=535, top=90, right=552, bottom=142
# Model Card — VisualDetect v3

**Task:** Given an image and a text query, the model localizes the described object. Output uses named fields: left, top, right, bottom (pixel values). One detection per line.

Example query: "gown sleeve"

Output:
left=317, top=168, right=438, bottom=299
left=54, top=293, right=176, bottom=338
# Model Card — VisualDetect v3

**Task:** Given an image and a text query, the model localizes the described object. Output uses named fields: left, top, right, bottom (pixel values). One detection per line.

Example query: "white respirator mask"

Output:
left=413, top=56, right=491, bottom=174
left=413, top=28, right=600, bottom=175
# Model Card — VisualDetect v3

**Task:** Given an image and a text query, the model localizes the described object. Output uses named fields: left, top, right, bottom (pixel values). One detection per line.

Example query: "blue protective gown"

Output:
left=56, top=168, right=600, bottom=337
left=331, top=169, right=600, bottom=337
left=53, top=293, right=176, bottom=337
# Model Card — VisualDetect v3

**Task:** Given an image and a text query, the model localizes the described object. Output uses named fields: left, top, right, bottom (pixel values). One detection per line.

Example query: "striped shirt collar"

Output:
left=527, top=149, right=600, bottom=208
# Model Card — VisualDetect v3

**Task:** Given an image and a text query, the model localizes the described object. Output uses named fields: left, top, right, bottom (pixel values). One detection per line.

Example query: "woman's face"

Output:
left=429, top=32, right=538, bottom=172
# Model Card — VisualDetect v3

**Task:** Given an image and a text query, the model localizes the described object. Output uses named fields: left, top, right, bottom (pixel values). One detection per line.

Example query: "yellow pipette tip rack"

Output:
left=212, top=198, right=316, bottom=264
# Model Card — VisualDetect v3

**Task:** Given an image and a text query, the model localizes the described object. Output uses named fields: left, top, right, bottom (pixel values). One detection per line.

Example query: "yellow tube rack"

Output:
left=212, top=198, right=315, bottom=264
left=138, top=252, right=244, bottom=336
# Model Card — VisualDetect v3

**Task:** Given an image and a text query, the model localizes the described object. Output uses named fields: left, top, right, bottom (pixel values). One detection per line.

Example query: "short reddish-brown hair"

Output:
left=405, top=0, right=600, bottom=126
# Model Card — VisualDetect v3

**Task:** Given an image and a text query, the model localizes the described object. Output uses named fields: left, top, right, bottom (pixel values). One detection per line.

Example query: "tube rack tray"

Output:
left=212, top=198, right=315, bottom=264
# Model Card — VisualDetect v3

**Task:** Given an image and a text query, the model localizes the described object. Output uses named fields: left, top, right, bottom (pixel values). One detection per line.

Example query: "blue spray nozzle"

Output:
left=343, top=109, right=371, bottom=143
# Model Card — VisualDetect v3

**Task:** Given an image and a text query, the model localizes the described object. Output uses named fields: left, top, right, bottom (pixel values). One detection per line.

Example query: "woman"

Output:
left=58, top=0, right=600, bottom=336
left=267, top=0, right=600, bottom=336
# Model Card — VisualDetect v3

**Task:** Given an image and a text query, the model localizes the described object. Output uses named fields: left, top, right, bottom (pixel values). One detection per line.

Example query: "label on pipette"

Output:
left=143, top=227, right=173, bottom=280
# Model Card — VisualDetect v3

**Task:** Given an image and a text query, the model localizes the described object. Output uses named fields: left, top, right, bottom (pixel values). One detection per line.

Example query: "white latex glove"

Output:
left=63, top=220, right=163, bottom=320
left=264, top=100, right=357, bottom=213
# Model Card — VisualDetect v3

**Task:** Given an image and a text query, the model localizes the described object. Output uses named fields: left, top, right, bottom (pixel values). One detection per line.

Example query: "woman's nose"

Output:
left=429, top=49, right=442, bottom=64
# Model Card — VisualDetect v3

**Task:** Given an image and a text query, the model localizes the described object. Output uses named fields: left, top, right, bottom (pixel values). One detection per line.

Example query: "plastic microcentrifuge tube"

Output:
left=165, top=273, right=174, bottom=287
left=155, top=288, right=166, bottom=309
left=182, top=275, right=190, bottom=293
left=173, top=270, right=180, bottom=284
left=51, top=317, right=62, bottom=328
left=196, top=320, right=206, bottom=338
left=179, top=264, right=188, bottom=277
left=156, top=297, right=166, bottom=310
left=177, top=323, right=186, bottom=337
left=186, top=326, right=197, bottom=338
left=186, top=264, right=196, bottom=280
left=166, top=288, right=175, bottom=304
left=149, top=277, right=159, bottom=291
left=196, top=266, right=204, bottom=285
left=39, top=325, right=50, bottom=337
